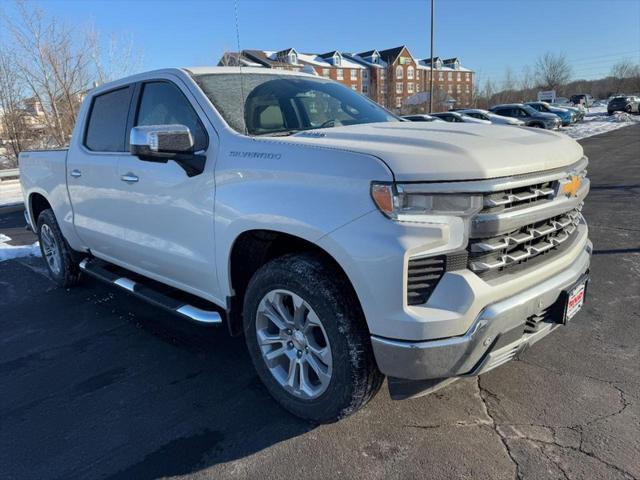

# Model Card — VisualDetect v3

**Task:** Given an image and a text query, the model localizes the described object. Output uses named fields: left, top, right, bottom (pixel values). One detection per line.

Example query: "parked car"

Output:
left=456, top=108, right=525, bottom=126
left=490, top=104, right=562, bottom=129
left=552, top=103, right=585, bottom=122
left=19, top=67, right=591, bottom=422
left=402, top=114, right=444, bottom=122
left=607, top=96, right=640, bottom=115
left=570, top=94, right=593, bottom=107
left=525, top=101, right=574, bottom=126
left=430, top=111, right=491, bottom=124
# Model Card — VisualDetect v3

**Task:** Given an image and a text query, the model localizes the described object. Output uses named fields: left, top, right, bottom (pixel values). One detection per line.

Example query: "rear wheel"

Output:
left=36, top=209, right=82, bottom=287
left=243, top=253, right=383, bottom=423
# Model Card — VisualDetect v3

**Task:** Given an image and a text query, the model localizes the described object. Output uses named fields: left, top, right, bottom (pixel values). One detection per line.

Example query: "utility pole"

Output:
left=429, top=0, right=435, bottom=113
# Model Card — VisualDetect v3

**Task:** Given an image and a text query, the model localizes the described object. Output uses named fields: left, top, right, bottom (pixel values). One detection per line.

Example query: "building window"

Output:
left=334, top=55, right=341, bottom=67
left=457, top=85, right=461, bottom=93
left=337, top=69, right=343, bottom=80
left=438, top=72, right=444, bottom=81
left=363, top=84, right=369, bottom=94
left=416, top=83, right=421, bottom=92
left=396, top=97, right=402, bottom=108
left=380, top=70, right=386, bottom=79
left=457, top=72, right=461, bottom=81
left=350, top=69, right=357, bottom=80
left=466, top=73, right=470, bottom=81
left=322, top=68, right=330, bottom=77
left=407, top=66, right=414, bottom=80
left=408, top=83, right=414, bottom=93
left=448, top=72, right=453, bottom=81
left=466, top=85, right=470, bottom=93
left=448, top=85, right=453, bottom=93
left=396, top=66, right=403, bottom=79
left=396, top=82, right=403, bottom=94
left=289, top=53, right=297, bottom=64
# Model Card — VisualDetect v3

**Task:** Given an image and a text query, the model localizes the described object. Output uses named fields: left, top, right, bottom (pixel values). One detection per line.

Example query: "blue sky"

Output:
left=5, top=0, right=640, bottom=87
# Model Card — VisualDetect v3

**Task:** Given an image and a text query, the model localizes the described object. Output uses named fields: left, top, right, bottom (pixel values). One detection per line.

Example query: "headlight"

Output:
left=371, top=182, right=482, bottom=221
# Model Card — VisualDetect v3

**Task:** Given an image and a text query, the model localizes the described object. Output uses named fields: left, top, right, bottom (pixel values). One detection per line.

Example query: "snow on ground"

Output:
left=0, top=180, right=24, bottom=207
left=0, top=233, right=40, bottom=262
left=560, top=106, right=640, bottom=140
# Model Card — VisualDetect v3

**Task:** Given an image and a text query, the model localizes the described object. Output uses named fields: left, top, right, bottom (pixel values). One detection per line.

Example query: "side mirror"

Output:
left=129, top=125, right=206, bottom=177
left=130, top=124, right=194, bottom=160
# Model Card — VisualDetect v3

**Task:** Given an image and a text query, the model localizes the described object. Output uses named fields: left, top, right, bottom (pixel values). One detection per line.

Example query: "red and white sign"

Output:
left=566, top=283, right=586, bottom=321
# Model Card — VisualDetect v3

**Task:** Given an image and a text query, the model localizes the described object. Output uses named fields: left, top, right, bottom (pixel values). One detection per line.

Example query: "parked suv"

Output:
left=525, top=101, right=574, bottom=126
left=455, top=108, right=525, bottom=126
left=607, top=96, right=640, bottom=115
left=490, top=104, right=561, bottom=129
left=570, top=94, right=593, bottom=107
left=19, top=67, right=591, bottom=422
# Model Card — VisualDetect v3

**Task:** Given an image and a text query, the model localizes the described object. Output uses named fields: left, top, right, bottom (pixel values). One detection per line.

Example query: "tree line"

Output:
left=474, top=52, right=640, bottom=109
left=0, top=1, right=141, bottom=167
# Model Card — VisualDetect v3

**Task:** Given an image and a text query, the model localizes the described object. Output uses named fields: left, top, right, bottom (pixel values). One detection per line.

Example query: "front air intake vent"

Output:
left=407, top=252, right=468, bottom=306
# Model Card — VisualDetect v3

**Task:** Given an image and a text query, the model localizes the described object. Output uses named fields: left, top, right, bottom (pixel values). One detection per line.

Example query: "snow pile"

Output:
left=561, top=106, right=640, bottom=140
left=0, top=233, right=41, bottom=262
left=0, top=179, right=24, bottom=207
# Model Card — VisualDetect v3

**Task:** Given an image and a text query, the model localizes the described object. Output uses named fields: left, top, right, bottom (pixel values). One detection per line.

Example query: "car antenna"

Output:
left=234, top=0, right=248, bottom=135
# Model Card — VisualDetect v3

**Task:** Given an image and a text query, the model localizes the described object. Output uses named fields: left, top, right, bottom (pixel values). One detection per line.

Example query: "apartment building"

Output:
left=218, top=46, right=474, bottom=111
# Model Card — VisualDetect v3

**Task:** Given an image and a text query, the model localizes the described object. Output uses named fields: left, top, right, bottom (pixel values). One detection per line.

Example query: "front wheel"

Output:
left=36, top=209, right=82, bottom=287
left=243, top=253, right=383, bottom=423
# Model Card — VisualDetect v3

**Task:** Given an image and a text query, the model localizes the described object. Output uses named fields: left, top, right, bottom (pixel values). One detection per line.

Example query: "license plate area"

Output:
left=558, top=274, right=589, bottom=324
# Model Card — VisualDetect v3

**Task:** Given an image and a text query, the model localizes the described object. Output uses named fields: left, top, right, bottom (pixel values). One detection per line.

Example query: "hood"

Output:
left=533, top=111, right=560, bottom=120
left=282, top=122, right=583, bottom=181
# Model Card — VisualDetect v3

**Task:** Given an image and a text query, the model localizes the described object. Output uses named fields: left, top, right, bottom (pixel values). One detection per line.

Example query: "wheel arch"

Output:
left=28, top=191, right=53, bottom=227
left=225, top=228, right=364, bottom=337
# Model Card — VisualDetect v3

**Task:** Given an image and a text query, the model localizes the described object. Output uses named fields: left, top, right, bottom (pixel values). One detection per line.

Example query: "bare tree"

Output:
left=610, top=60, right=635, bottom=94
left=0, top=47, right=28, bottom=166
left=535, top=52, right=572, bottom=91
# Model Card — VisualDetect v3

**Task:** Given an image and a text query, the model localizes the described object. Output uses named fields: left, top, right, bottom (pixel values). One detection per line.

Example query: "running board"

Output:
left=79, top=258, right=222, bottom=325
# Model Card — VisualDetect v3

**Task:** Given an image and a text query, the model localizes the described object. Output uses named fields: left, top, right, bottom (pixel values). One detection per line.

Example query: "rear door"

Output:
left=67, top=85, right=134, bottom=258
left=111, top=78, right=219, bottom=298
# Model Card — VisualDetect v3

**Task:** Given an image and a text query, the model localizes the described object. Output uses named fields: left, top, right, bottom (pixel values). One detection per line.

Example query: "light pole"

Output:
left=429, top=0, right=434, bottom=113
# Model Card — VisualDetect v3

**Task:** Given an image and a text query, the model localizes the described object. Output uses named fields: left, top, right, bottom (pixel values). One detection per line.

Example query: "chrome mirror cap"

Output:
left=129, top=124, right=194, bottom=156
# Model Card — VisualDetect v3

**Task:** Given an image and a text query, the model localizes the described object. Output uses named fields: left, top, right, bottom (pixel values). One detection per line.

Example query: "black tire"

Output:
left=243, top=253, right=384, bottom=423
left=608, top=110, right=614, bottom=116
left=625, top=105, right=632, bottom=113
left=36, top=209, right=82, bottom=288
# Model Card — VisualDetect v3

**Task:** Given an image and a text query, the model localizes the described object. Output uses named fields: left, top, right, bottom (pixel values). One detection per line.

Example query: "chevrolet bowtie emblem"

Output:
left=562, top=176, right=581, bottom=197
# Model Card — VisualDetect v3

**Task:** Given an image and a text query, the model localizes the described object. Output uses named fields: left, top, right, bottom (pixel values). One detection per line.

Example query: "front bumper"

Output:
left=371, top=239, right=592, bottom=381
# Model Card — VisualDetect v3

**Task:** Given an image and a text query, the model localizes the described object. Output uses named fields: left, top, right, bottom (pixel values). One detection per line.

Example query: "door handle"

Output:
left=120, top=173, right=139, bottom=183
left=70, top=169, right=82, bottom=178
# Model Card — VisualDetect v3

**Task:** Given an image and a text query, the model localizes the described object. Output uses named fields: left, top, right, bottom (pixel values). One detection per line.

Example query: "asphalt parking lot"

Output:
left=1, top=125, right=639, bottom=480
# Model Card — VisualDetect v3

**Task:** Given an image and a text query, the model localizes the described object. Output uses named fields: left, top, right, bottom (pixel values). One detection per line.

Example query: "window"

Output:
left=396, top=66, right=403, bottom=79
left=465, top=73, right=470, bottom=81
left=448, top=85, right=452, bottom=93
left=457, top=73, right=461, bottom=81
left=416, top=83, right=421, bottom=92
left=322, top=68, right=330, bottom=77
left=408, top=83, right=414, bottom=93
left=136, top=81, right=208, bottom=152
left=407, top=66, right=414, bottom=80
left=362, top=70, right=368, bottom=80
left=395, top=97, right=402, bottom=108
left=363, top=84, right=369, bottom=94
left=289, top=53, right=297, bottom=64
left=337, top=69, right=344, bottom=80
left=380, top=70, right=386, bottom=80
left=396, top=82, right=403, bottom=94
left=350, top=69, right=358, bottom=80
left=438, top=72, right=444, bottom=81
left=334, top=55, right=341, bottom=67
left=84, top=86, right=133, bottom=152
left=448, top=72, right=453, bottom=81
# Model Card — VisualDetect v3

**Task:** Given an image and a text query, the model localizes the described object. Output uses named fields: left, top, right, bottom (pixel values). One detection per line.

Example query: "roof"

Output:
left=319, top=51, right=341, bottom=59
left=184, top=66, right=314, bottom=77
left=442, top=57, right=459, bottom=64
left=357, top=49, right=378, bottom=58
left=342, top=53, right=385, bottom=69
left=243, top=49, right=296, bottom=67
left=378, top=45, right=408, bottom=63
left=217, top=51, right=263, bottom=67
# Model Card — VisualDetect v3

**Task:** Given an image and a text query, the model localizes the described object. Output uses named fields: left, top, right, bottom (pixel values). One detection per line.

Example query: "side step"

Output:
left=79, top=258, right=222, bottom=325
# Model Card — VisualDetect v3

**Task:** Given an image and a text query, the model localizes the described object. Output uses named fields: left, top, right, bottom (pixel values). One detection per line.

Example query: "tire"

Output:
left=243, top=253, right=384, bottom=423
left=608, top=110, right=614, bottom=116
left=36, top=209, right=82, bottom=288
left=625, top=105, right=632, bottom=113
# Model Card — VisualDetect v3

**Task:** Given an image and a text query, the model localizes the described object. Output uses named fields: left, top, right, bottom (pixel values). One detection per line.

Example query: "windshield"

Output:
left=194, top=73, right=398, bottom=136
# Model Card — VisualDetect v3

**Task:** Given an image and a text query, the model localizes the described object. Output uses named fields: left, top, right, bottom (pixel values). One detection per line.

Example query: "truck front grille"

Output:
left=468, top=207, right=583, bottom=277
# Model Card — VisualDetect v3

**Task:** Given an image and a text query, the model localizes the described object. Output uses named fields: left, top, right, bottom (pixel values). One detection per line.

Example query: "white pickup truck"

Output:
left=19, top=67, right=591, bottom=422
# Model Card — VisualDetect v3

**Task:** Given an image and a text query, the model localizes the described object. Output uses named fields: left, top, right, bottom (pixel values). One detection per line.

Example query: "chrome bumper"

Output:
left=372, top=240, right=592, bottom=380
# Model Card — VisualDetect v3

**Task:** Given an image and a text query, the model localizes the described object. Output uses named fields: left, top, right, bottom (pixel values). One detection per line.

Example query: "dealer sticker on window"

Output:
left=566, top=283, right=586, bottom=321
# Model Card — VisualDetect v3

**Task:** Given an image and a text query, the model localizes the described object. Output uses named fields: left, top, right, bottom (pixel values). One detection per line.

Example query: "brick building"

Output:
left=218, top=45, right=474, bottom=111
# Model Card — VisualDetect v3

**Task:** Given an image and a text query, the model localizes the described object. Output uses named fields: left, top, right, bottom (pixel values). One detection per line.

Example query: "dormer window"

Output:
left=333, top=54, right=341, bottom=66
left=371, top=53, right=378, bottom=64
left=288, top=53, right=297, bottom=64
